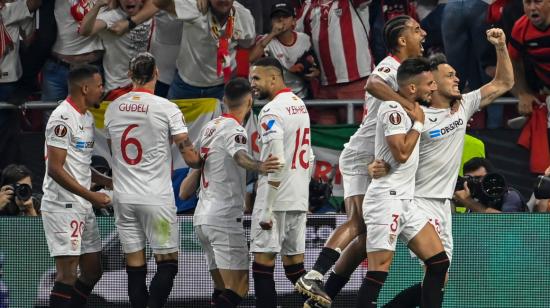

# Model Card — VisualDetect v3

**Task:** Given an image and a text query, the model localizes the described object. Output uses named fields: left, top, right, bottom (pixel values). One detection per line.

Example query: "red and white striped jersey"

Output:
left=296, top=0, right=374, bottom=86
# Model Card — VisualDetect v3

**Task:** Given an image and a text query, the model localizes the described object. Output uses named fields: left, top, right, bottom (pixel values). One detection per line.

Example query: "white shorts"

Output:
left=114, top=203, right=179, bottom=254
left=363, top=198, right=428, bottom=253
left=250, top=210, right=306, bottom=255
left=342, top=172, right=371, bottom=199
left=410, top=198, right=454, bottom=263
left=194, top=224, right=249, bottom=271
left=42, top=207, right=101, bottom=257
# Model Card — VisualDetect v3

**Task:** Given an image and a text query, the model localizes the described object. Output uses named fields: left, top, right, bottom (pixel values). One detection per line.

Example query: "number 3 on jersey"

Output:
left=291, top=127, right=310, bottom=169
left=121, top=124, right=143, bottom=165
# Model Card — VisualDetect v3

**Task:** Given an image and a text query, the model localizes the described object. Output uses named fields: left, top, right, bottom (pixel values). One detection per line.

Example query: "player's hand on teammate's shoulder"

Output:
left=486, top=28, right=506, bottom=47
left=408, top=102, right=425, bottom=124
left=368, top=159, right=390, bottom=179
left=259, top=155, right=281, bottom=175
left=88, top=191, right=112, bottom=208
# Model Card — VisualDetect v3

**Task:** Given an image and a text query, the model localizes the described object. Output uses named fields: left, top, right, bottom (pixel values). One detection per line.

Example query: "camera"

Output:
left=10, top=183, right=32, bottom=201
left=455, top=173, right=507, bottom=207
left=533, top=175, right=550, bottom=199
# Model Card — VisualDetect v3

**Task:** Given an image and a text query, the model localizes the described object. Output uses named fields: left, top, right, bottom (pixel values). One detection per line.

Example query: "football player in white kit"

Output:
left=104, top=53, right=200, bottom=308
left=193, top=78, right=280, bottom=307
left=357, top=58, right=448, bottom=308
left=248, top=57, right=312, bottom=307
left=296, top=15, right=426, bottom=307
left=42, top=65, right=112, bottom=308
left=382, top=28, right=514, bottom=308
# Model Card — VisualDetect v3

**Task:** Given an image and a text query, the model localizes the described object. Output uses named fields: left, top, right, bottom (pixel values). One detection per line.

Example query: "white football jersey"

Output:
left=255, top=89, right=311, bottom=212
left=340, top=55, right=400, bottom=174
left=366, top=101, right=419, bottom=200
left=42, top=99, right=95, bottom=212
left=193, top=114, right=249, bottom=227
left=104, top=90, right=188, bottom=206
left=261, top=31, right=312, bottom=98
left=415, top=90, right=481, bottom=198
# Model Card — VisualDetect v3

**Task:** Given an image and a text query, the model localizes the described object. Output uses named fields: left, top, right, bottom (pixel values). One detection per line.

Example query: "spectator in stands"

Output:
left=0, top=0, right=40, bottom=102
left=249, top=1, right=320, bottom=99
left=454, top=157, right=526, bottom=212
left=508, top=0, right=550, bottom=116
left=0, top=164, right=39, bottom=216
left=41, top=0, right=104, bottom=103
left=296, top=0, right=374, bottom=100
left=153, top=0, right=255, bottom=101
left=80, top=0, right=153, bottom=100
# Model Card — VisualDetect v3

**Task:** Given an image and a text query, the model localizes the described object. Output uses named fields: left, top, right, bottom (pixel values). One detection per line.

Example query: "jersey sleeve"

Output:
left=3, top=0, right=32, bottom=25
left=166, top=102, right=188, bottom=136
left=96, top=8, right=121, bottom=28
left=258, top=112, right=284, bottom=143
left=45, top=114, right=73, bottom=150
left=461, top=89, right=481, bottom=119
left=174, top=0, right=202, bottom=21
left=225, top=123, right=249, bottom=157
left=372, top=63, right=398, bottom=91
left=379, top=104, right=409, bottom=137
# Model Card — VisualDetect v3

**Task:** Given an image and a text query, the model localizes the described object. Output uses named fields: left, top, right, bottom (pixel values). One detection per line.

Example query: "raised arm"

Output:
left=179, top=168, right=200, bottom=200
left=366, top=75, right=415, bottom=111
left=479, top=28, right=514, bottom=108
left=79, top=0, right=109, bottom=36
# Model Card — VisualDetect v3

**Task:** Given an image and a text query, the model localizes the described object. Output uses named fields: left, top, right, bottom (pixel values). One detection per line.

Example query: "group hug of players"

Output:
left=41, top=15, right=513, bottom=308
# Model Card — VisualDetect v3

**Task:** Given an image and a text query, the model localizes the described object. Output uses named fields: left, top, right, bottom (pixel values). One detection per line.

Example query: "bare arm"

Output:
left=385, top=103, right=424, bottom=164
left=26, top=0, right=41, bottom=12
left=47, top=146, right=111, bottom=206
left=233, top=150, right=280, bottom=174
left=153, top=0, right=175, bottom=15
left=109, top=0, right=159, bottom=35
left=79, top=0, right=109, bottom=36
left=366, top=76, right=415, bottom=111
left=174, top=132, right=202, bottom=169
left=179, top=168, right=200, bottom=200
left=479, top=28, right=514, bottom=108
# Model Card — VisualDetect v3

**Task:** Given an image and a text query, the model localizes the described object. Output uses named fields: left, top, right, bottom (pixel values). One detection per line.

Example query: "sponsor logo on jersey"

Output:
left=75, top=140, right=94, bottom=149
left=235, top=134, right=247, bottom=144
left=377, top=67, right=391, bottom=73
left=429, top=118, right=464, bottom=138
left=429, top=117, right=438, bottom=122
left=389, top=112, right=402, bottom=125
left=261, top=119, right=276, bottom=131
left=60, top=115, right=69, bottom=120
left=54, top=124, right=68, bottom=137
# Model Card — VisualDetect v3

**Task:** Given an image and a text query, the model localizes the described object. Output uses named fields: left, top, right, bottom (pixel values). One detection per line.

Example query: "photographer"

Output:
left=454, top=157, right=526, bottom=213
left=0, top=164, right=39, bottom=216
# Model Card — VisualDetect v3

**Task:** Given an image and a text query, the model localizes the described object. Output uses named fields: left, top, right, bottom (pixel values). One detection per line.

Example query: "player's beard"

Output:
left=256, top=89, right=270, bottom=100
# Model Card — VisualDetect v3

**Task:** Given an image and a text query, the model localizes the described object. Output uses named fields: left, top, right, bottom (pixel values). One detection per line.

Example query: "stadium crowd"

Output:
left=0, top=0, right=550, bottom=307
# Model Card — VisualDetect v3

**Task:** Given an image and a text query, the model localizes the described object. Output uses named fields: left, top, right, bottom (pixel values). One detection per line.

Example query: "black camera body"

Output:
left=455, top=173, right=508, bottom=209
left=10, top=183, right=32, bottom=201
left=534, top=175, right=550, bottom=199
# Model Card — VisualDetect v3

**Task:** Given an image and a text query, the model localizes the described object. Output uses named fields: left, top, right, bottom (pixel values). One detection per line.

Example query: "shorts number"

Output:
left=121, top=124, right=143, bottom=165
left=291, top=127, right=310, bottom=169
left=70, top=220, right=84, bottom=238
left=200, top=147, right=210, bottom=188
left=390, top=214, right=399, bottom=232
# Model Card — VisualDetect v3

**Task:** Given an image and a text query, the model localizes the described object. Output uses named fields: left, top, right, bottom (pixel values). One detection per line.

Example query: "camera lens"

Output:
left=14, top=183, right=32, bottom=201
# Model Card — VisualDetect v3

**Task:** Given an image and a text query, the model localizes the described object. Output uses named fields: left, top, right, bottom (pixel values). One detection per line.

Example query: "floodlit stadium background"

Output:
left=1, top=214, right=549, bottom=307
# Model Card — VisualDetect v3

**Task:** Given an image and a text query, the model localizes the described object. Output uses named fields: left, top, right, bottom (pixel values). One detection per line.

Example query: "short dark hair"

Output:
left=429, top=53, right=448, bottom=71
left=129, top=52, right=156, bottom=85
left=383, top=15, right=413, bottom=53
left=224, top=78, right=252, bottom=102
left=463, top=157, right=496, bottom=175
left=0, top=164, right=32, bottom=186
left=252, top=56, right=284, bottom=77
left=397, top=57, right=431, bottom=86
left=67, top=64, right=100, bottom=89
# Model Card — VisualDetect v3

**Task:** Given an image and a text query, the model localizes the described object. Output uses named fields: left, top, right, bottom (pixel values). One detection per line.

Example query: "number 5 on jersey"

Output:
left=291, top=127, right=310, bottom=169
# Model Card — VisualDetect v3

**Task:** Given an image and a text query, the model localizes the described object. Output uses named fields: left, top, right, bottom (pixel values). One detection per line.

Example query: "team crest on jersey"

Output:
left=54, top=124, right=68, bottom=137
left=235, top=134, right=247, bottom=144
left=389, top=112, right=401, bottom=125
left=377, top=67, right=391, bottom=73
